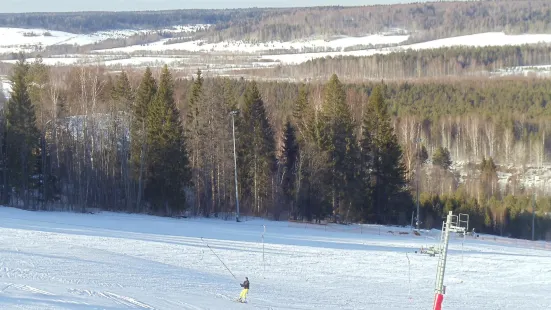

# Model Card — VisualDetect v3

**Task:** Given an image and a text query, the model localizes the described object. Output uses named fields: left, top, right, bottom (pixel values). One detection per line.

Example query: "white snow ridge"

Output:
left=0, top=207, right=549, bottom=309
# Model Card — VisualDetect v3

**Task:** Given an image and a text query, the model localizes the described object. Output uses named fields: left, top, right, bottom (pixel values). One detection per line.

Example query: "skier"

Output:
left=237, top=277, right=249, bottom=303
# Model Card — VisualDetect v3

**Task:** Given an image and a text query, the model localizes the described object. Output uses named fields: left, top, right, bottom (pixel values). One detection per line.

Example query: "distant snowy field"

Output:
left=0, top=207, right=549, bottom=310
left=0, top=25, right=209, bottom=54
left=261, top=32, right=551, bottom=65
left=95, top=34, right=410, bottom=54
left=3, top=27, right=551, bottom=71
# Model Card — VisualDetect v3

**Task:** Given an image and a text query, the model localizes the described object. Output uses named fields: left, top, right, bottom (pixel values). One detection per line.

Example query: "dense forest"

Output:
left=250, top=44, right=551, bottom=81
left=0, top=10, right=235, bottom=33
left=1, top=0, right=551, bottom=43
left=0, top=58, right=550, bottom=241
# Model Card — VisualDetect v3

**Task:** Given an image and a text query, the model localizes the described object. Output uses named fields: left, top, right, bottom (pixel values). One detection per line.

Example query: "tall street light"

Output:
left=230, top=110, right=240, bottom=222
left=415, top=138, right=422, bottom=230
left=532, top=173, right=537, bottom=241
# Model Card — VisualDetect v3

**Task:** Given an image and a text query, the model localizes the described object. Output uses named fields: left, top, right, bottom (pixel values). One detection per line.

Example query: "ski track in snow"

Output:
left=0, top=207, right=549, bottom=309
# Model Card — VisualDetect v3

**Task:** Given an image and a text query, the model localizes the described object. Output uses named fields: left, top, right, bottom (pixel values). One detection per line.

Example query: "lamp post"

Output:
left=230, top=110, right=240, bottom=222
left=532, top=173, right=537, bottom=241
left=415, top=138, right=422, bottom=230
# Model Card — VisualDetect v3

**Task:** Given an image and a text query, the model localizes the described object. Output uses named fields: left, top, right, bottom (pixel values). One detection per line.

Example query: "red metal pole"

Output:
left=433, top=293, right=444, bottom=310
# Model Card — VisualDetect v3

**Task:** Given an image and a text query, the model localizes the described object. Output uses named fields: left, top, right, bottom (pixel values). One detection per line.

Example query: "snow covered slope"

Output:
left=0, top=25, right=209, bottom=54
left=3, top=28, right=551, bottom=69
left=262, top=32, right=551, bottom=65
left=0, top=207, right=549, bottom=309
left=95, top=33, right=410, bottom=54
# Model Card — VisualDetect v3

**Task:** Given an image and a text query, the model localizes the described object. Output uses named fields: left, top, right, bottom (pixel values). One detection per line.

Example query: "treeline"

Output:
left=0, top=10, right=236, bottom=33
left=1, top=0, right=551, bottom=43
left=245, top=44, right=551, bottom=81
left=1, top=59, right=550, bottom=239
left=0, top=58, right=410, bottom=225
left=207, top=0, right=551, bottom=42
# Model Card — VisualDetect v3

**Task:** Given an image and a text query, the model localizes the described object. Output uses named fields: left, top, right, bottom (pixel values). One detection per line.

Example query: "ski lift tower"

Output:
left=433, top=211, right=469, bottom=310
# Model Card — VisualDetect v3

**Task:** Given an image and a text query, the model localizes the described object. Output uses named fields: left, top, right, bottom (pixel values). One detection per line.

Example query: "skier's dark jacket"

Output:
left=241, top=279, right=249, bottom=289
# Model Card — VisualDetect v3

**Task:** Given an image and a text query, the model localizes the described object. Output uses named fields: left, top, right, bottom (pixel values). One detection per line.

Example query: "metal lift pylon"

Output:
left=433, top=211, right=469, bottom=310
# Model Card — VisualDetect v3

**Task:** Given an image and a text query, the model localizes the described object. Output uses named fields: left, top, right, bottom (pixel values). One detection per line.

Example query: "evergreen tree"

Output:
left=281, top=120, right=299, bottom=217
left=433, top=146, right=452, bottom=170
left=145, top=65, right=191, bottom=215
left=418, top=145, right=429, bottom=165
left=0, top=98, right=6, bottom=205
left=131, top=67, right=157, bottom=212
left=187, top=69, right=203, bottom=127
left=111, top=71, right=133, bottom=111
left=364, top=84, right=407, bottom=223
left=480, top=157, right=499, bottom=199
left=359, top=106, right=375, bottom=222
left=5, top=57, right=40, bottom=208
left=240, top=81, right=276, bottom=214
left=293, top=84, right=312, bottom=142
left=319, top=74, right=358, bottom=221
left=25, top=57, right=49, bottom=110
left=185, top=69, right=204, bottom=215
left=291, top=83, right=329, bottom=220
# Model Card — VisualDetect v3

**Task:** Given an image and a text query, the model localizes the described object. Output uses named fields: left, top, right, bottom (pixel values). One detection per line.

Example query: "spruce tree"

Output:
left=363, top=84, right=407, bottom=223
left=111, top=71, right=133, bottom=111
left=131, top=67, right=157, bottom=212
left=145, top=65, right=191, bottom=215
left=281, top=120, right=299, bottom=216
left=433, top=146, right=452, bottom=170
left=5, top=57, right=40, bottom=208
left=480, top=157, right=498, bottom=199
left=359, top=108, right=375, bottom=221
left=319, top=74, right=358, bottom=221
left=185, top=70, right=204, bottom=215
left=293, top=84, right=311, bottom=142
left=0, top=94, right=6, bottom=205
left=240, top=82, right=276, bottom=214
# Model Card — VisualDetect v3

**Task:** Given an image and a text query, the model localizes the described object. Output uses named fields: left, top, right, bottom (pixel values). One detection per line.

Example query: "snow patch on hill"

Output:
left=97, top=33, right=410, bottom=53
left=0, top=25, right=210, bottom=54
left=262, top=32, right=551, bottom=64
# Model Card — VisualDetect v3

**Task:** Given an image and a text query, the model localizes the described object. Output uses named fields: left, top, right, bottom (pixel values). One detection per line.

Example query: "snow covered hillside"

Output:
left=261, top=32, right=551, bottom=65
left=95, top=33, right=410, bottom=54
left=0, top=207, right=549, bottom=309
left=0, top=25, right=209, bottom=54
left=3, top=27, right=551, bottom=71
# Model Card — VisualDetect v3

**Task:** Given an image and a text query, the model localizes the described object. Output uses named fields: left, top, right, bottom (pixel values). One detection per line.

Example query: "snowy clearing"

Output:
left=0, top=25, right=209, bottom=54
left=262, top=32, right=551, bottom=65
left=94, top=34, right=410, bottom=54
left=3, top=29, right=551, bottom=69
left=0, top=207, right=549, bottom=309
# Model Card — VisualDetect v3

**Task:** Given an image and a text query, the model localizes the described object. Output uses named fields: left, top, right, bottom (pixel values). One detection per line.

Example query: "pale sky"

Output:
left=1, top=0, right=436, bottom=13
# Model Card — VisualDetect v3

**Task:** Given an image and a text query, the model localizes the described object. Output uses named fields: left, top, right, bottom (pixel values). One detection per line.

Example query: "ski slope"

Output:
left=0, top=207, right=549, bottom=309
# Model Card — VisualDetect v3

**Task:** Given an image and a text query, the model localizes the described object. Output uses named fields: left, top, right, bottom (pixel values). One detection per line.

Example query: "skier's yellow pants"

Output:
left=239, top=288, right=249, bottom=301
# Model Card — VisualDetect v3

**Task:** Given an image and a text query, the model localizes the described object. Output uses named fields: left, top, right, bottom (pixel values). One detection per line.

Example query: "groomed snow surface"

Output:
left=0, top=207, right=549, bottom=309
